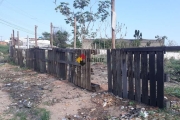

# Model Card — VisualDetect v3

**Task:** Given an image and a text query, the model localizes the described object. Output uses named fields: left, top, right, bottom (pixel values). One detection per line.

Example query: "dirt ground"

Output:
left=0, top=63, right=180, bottom=120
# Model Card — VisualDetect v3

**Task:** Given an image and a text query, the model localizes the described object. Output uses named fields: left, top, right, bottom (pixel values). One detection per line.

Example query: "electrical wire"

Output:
left=0, top=18, right=41, bottom=36
left=0, top=21, right=34, bottom=35
left=0, top=18, right=34, bottom=33
left=0, top=11, right=45, bottom=33
left=3, top=0, right=48, bottom=26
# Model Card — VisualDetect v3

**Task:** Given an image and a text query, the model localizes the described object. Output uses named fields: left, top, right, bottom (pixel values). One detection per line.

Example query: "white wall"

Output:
left=164, top=52, right=180, bottom=59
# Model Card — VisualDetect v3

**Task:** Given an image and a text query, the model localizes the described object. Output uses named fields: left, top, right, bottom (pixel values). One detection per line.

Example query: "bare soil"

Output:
left=0, top=63, right=180, bottom=120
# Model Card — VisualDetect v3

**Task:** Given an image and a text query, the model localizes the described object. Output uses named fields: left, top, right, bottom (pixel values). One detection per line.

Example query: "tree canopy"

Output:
left=55, top=0, right=111, bottom=42
left=41, top=29, right=69, bottom=48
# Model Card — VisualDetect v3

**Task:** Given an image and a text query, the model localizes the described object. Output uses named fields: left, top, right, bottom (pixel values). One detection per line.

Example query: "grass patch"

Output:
left=10, top=111, right=27, bottom=120
left=0, top=45, right=9, bottom=54
left=33, top=108, right=50, bottom=120
left=164, top=87, right=180, bottom=98
left=10, top=108, right=50, bottom=120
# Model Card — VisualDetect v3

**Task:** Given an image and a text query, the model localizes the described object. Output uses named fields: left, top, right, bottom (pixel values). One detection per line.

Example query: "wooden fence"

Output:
left=108, top=46, right=180, bottom=108
left=10, top=46, right=94, bottom=91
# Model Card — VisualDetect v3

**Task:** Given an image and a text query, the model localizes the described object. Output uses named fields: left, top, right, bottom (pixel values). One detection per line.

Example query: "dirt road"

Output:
left=0, top=63, right=180, bottom=120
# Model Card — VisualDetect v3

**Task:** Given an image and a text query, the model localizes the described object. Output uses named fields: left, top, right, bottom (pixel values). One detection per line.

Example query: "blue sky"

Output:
left=0, top=0, right=179, bottom=45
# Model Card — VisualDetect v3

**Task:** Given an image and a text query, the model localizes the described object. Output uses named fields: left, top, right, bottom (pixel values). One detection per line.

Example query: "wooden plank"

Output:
left=57, top=51, right=61, bottom=78
left=122, top=51, right=128, bottom=98
left=57, top=60, right=80, bottom=66
left=40, top=49, right=46, bottom=73
left=68, top=52, right=72, bottom=82
left=19, top=49, right=24, bottom=68
left=128, top=51, right=134, bottom=100
left=149, top=52, right=156, bottom=106
left=72, top=51, right=76, bottom=84
left=107, top=49, right=112, bottom=92
left=53, top=48, right=56, bottom=75
left=37, top=49, right=40, bottom=71
left=47, top=50, right=51, bottom=74
left=119, top=46, right=165, bottom=52
left=116, top=50, right=122, bottom=97
left=25, top=50, right=28, bottom=68
left=74, top=50, right=78, bottom=86
left=141, top=52, right=149, bottom=104
left=134, top=52, right=141, bottom=102
left=86, top=49, right=91, bottom=90
left=77, top=49, right=81, bottom=86
left=33, top=48, right=37, bottom=71
left=64, top=50, right=67, bottom=80
left=81, top=49, right=86, bottom=88
left=157, top=51, right=164, bottom=108
left=112, top=49, right=117, bottom=95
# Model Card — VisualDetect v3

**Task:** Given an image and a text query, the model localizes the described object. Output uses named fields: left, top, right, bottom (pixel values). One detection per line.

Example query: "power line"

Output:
left=0, top=11, right=45, bottom=32
left=0, top=19, right=41, bottom=36
left=0, top=21, right=34, bottom=35
left=2, top=1, right=48, bottom=26
left=0, top=18, right=34, bottom=34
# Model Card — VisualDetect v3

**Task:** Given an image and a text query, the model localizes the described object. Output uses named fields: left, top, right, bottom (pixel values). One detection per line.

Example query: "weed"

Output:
left=0, top=45, right=9, bottom=54
left=164, top=57, right=180, bottom=82
left=129, top=101, right=135, bottom=106
left=33, top=108, right=50, bottom=120
left=164, top=87, right=180, bottom=98
left=10, top=111, right=27, bottom=120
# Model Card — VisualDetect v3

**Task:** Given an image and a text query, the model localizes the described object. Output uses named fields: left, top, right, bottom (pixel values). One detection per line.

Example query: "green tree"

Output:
left=155, top=35, right=167, bottom=46
left=71, top=38, right=82, bottom=48
left=55, top=0, right=111, bottom=45
left=42, top=32, right=50, bottom=40
left=92, top=39, right=111, bottom=49
left=53, top=29, right=69, bottom=48
left=129, top=29, right=143, bottom=47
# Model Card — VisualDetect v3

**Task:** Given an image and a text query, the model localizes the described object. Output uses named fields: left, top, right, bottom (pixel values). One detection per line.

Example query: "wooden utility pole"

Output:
left=74, top=17, right=76, bottom=49
left=11, top=34, right=13, bottom=46
left=12, top=30, right=15, bottom=46
left=50, top=22, right=53, bottom=48
left=35, top=25, right=38, bottom=47
left=27, top=35, right=29, bottom=49
left=111, top=0, right=115, bottom=49
left=17, top=31, right=19, bottom=49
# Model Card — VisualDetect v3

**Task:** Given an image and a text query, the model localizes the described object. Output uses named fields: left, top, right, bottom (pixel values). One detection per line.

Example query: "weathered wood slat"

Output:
left=41, top=49, right=46, bottom=73
left=134, top=52, right=141, bottom=102
left=81, top=49, right=86, bottom=88
left=122, top=51, right=128, bottom=98
left=116, top=50, right=122, bottom=97
left=128, top=51, right=134, bottom=100
left=72, top=51, right=76, bottom=84
left=141, top=52, right=149, bottom=104
left=57, top=51, right=61, bottom=78
left=107, top=49, right=112, bottom=92
left=86, top=49, right=91, bottom=90
left=112, top=49, right=117, bottom=95
left=149, top=52, right=156, bottom=106
left=157, top=51, right=164, bottom=108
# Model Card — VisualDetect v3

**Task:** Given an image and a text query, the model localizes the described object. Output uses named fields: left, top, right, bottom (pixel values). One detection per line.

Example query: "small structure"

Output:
left=9, top=37, right=51, bottom=49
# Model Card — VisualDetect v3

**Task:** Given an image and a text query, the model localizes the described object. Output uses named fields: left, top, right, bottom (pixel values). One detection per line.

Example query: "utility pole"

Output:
left=17, top=31, right=19, bottom=49
left=111, top=0, right=115, bottom=49
left=74, top=17, right=76, bottom=49
left=11, top=34, right=13, bottom=46
left=27, top=35, right=29, bottom=49
left=35, top=25, right=38, bottom=47
left=50, top=22, right=53, bottom=48
left=12, top=30, right=15, bottom=46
